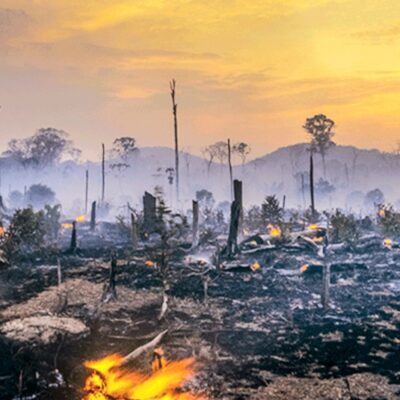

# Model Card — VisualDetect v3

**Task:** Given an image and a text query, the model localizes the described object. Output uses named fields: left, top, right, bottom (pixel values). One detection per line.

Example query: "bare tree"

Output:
left=170, top=80, right=179, bottom=202
left=303, top=114, right=335, bottom=177
left=202, top=145, right=217, bottom=174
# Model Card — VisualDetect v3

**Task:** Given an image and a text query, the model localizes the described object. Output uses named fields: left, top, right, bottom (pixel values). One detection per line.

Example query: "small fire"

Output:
left=145, top=260, right=156, bottom=268
left=308, top=224, right=319, bottom=230
left=82, top=352, right=205, bottom=400
left=76, top=214, right=86, bottom=222
left=250, top=261, right=261, bottom=272
left=267, top=224, right=281, bottom=237
left=0, top=226, right=6, bottom=237
left=62, top=223, right=74, bottom=229
left=383, top=238, right=392, bottom=248
left=378, top=209, right=386, bottom=218
left=300, top=264, right=309, bottom=273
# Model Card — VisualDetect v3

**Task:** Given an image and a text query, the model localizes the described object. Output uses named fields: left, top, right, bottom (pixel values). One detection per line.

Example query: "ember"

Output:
left=267, top=224, right=281, bottom=237
left=0, top=226, right=5, bottom=237
left=62, top=222, right=74, bottom=229
left=82, top=353, right=205, bottom=400
left=383, top=238, right=392, bottom=248
left=76, top=214, right=87, bottom=222
left=250, top=261, right=261, bottom=272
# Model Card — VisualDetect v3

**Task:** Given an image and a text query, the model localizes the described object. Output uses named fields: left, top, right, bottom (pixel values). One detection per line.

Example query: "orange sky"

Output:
left=0, top=0, right=400, bottom=160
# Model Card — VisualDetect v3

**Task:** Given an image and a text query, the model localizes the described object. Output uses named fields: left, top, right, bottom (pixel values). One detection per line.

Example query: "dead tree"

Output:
left=131, top=212, right=139, bottom=250
left=225, top=180, right=242, bottom=258
left=143, top=191, right=157, bottom=233
left=69, top=221, right=77, bottom=253
left=227, top=139, right=233, bottom=201
left=102, top=253, right=117, bottom=303
left=101, top=143, right=105, bottom=205
left=191, top=200, right=199, bottom=249
left=170, top=79, right=179, bottom=203
left=85, top=169, right=89, bottom=215
left=282, top=195, right=286, bottom=211
left=90, top=201, right=96, bottom=231
left=309, top=151, right=315, bottom=218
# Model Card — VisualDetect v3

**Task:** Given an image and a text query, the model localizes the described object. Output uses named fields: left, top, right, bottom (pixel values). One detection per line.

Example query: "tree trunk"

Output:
left=57, top=257, right=62, bottom=286
left=192, top=200, right=199, bottom=249
left=90, top=201, right=96, bottom=231
left=226, top=180, right=243, bottom=258
left=228, top=139, right=233, bottom=201
left=102, top=254, right=117, bottom=302
left=143, top=191, right=157, bottom=233
left=322, top=263, right=330, bottom=310
left=69, top=221, right=77, bottom=253
left=170, top=80, right=179, bottom=203
left=310, top=152, right=315, bottom=219
left=131, top=212, right=139, bottom=250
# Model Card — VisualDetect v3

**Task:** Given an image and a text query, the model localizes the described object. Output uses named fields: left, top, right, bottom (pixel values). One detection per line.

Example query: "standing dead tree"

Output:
left=170, top=80, right=179, bottom=203
left=225, top=179, right=242, bottom=258
left=143, top=191, right=157, bottom=234
left=130, top=212, right=139, bottom=250
left=102, top=253, right=118, bottom=303
left=69, top=221, right=77, bottom=253
left=310, top=151, right=316, bottom=219
left=90, top=201, right=96, bottom=231
left=191, top=200, right=199, bottom=249
left=227, top=139, right=233, bottom=201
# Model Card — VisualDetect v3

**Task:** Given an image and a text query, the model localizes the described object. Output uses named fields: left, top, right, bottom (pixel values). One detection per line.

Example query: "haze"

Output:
left=1, top=0, right=400, bottom=160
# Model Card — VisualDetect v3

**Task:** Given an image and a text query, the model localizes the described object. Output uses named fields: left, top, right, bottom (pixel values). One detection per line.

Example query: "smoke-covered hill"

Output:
left=0, top=143, right=399, bottom=216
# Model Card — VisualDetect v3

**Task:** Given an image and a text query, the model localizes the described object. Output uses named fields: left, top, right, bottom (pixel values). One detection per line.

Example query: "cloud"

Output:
left=353, top=21, right=400, bottom=43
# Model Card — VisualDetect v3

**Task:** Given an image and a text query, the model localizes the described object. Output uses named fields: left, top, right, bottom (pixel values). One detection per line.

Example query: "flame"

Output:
left=267, top=224, right=281, bottom=237
left=300, top=264, right=309, bottom=273
left=313, top=236, right=324, bottom=243
left=308, top=224, right=319, bottom=230
left=82, top=352, right=205, bottom=400
left=250, top=261, right=261, bottom=272
left=152, top=347, right=166, bottom=372
left=145, top=260, right=156, bottom=268
left=383, top=238, right=392, bottom=248
left=62, top=223, right=74, bottom=229
left=378, top=209, right=385, bottom=218
left=76, top=214, right=86, bottom=222
left=0, top=226, right=5, bottom=237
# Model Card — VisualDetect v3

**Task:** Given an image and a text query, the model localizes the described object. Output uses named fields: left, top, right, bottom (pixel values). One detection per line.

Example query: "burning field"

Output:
left=1, top=199, right=400, bottom=399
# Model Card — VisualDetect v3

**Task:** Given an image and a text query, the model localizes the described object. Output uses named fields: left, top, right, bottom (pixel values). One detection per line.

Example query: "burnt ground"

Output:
left=1, top=235, right=400, bottom=399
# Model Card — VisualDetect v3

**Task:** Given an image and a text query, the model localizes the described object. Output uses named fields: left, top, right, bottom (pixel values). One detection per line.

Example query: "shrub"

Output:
left=329, top=209, right=359, bottom=246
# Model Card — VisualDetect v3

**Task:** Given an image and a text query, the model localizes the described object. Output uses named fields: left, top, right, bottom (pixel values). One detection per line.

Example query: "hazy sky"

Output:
left=0, top=0, right=400, bottom=160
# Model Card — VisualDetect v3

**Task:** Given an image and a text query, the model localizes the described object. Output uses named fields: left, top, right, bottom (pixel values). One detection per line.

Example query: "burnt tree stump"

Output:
left=225, top=180, right=243, bottom=258
left=69, top=221, right=77, bottom=253
left=131, top=212, right=139, bottom=250
left=102, top=253, right=118, bottom=303
left=90, top=201, right=96, bottom=231
left=143, top=191, right=157, bottom=233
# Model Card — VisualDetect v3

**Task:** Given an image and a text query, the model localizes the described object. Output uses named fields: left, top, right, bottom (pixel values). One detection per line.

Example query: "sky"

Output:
left=0, top=0, right=400, bottom=160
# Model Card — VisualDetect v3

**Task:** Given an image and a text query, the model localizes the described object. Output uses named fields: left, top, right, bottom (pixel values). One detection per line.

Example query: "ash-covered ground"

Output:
left=1, top=221, right=400, bottom=399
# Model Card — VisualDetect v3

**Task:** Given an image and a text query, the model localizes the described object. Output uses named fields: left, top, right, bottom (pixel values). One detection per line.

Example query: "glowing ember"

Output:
left=267, top=224, right=281, bottom=237
left=308, top=224, right=319, bottom=230
left=300, top=264, right=309, bottom=273
left=76, top=214, right=86, bottom=222
left=0, top=226, right=5, bottom=237
left=378, top=209, right=386, bottom=218
left=250, top=261, right=261, bottom=272
left=82, top=352, right=205, bottom=400
left=145, top=260, right=156, bottom=268
left=383, top=238, right=392, bottom=248
left=62, top=223, right=74, bottom=229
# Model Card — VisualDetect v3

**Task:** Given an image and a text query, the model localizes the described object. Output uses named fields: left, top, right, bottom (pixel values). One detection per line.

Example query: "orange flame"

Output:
left=300, top=264, right=309, bottom=273
left=76, top=214, right=86, bottom=222
left=250, top=261, right=261, bottom=272
left=378, top=209, right=386, bottom=218
left=62, top=223, right=74, bottom=229
left=267, top=224, right=281, bottom=237
left=82, top=353, right=205, bottom=400
left=383, top=238, right=392, bottom=248
left=0, top=226, right=5, bottom=237
left=308, top=224, right=319, bottom=230
left=145, top=260, right=156, bottom=268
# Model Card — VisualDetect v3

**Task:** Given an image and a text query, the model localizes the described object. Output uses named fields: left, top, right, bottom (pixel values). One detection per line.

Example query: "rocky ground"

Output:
left=1, top=231, right=400, bottom=399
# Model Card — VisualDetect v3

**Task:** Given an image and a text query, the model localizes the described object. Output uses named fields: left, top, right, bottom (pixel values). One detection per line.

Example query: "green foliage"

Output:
left=261, top=195, right=283, bottom=225
left=329, top=209, right=359, bottom=246
left=377, top=205, right=400, bottom=236
left=1, top=208, right=46, bottom=259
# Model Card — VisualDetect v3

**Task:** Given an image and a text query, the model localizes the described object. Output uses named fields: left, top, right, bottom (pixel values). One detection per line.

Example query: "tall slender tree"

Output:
left=170, top=80, right=179, bottom=203
left=101, top=143, right=105, bottom=205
